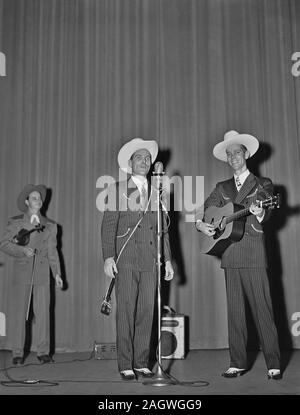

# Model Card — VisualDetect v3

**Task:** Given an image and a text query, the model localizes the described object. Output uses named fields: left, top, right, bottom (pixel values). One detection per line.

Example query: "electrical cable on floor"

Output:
left=0, top=350, right=95, bottom=387
left=0, top=350, right=59, bottom=387
left=1, top=346, right=209, bottom=387
left=0, top=350, right=152, bottom=386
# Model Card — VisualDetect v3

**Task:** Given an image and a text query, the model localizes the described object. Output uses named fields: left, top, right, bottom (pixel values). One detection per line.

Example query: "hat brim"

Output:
left=17, top=184, right=47, bottom=212
left=213, top=134, right=259, bottom=162
left=118, top=138, right=158, bottom=174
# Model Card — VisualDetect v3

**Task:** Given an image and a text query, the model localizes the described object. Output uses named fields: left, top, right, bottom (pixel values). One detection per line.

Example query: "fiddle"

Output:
left=12, top=224, right=45, bottom=246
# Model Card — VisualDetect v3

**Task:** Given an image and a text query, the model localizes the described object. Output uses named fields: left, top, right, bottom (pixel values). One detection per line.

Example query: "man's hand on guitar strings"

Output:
left=196, top=220, right=216, bottom=236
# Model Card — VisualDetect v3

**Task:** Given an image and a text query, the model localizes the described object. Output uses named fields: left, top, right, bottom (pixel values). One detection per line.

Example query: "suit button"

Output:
left=150, top=241, right=153, bottom=245
left=150, top=226, right=153, bottom=230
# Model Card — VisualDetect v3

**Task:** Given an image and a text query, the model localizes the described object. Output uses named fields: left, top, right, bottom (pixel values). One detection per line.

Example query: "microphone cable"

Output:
left=153, top=335, right=210, bottom=388
left=0, top=350, right=95, bottom=387
left=0, top=350, right=59, bottom=387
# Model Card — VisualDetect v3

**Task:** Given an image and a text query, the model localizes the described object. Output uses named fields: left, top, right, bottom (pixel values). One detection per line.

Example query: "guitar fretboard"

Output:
left=225, top=196, right=278, bottom=224
left=226, top=207, right=251, bottom=224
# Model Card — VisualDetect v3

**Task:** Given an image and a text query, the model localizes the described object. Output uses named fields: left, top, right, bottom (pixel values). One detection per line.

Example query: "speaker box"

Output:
left=161, top=314, right=185, bottom=359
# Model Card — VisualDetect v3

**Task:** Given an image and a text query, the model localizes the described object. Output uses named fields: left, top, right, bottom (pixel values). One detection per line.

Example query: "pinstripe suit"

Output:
left=101, top=177, right=171, bottom=371
left=203, top=173, right=280, bottom=370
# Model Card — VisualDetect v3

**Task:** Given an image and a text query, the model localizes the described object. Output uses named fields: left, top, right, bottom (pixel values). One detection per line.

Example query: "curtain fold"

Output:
left=0, top=0, right=300, bottom=351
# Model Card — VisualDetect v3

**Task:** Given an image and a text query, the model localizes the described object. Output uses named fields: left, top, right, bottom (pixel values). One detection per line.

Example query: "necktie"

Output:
left=235, top=176, right=242, bottom=191
left=140, top=184, right=148, bottom=211
left=30, top=214, right=40, bottom=225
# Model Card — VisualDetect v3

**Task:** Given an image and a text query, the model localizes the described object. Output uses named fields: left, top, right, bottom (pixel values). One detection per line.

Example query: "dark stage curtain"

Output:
left=0, top=0, right=300, bottom=352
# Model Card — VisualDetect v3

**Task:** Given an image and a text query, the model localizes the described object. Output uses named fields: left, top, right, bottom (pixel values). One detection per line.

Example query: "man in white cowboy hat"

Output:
left=0, top=184, right=63, bottom=365
left=101, top=138, right=174, bottom=380
left=196, top=130, right=281, bottom=380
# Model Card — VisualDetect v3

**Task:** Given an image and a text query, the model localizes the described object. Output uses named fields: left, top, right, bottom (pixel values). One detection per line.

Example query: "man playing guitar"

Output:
left=195, top=130, right=281, bottom=380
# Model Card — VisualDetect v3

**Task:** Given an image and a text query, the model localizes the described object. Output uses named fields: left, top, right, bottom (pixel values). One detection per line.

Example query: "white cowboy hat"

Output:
left=213, top=130, right=259, bottom=162
left=118, top=138, right=158, bottom=174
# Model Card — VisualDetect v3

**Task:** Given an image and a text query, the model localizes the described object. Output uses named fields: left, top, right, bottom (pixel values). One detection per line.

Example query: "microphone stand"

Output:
left=143, top=165, right=175, bottom=387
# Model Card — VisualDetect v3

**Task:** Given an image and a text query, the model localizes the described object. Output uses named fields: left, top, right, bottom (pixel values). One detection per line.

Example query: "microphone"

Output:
left=152, top=162, right=164, bottom=193
left=153, top=161, right=164, bottom=175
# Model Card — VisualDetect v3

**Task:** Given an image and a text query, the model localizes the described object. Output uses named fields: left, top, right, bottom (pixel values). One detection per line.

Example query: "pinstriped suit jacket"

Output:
left=101, top=177, right=171, bottom=271
left=203, top=173, right=273, bottom=269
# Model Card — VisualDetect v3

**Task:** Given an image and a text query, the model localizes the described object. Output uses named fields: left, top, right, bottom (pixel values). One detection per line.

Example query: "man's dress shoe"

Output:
left=134, top=368, right=154, bottom=378
left=120, top=370, right=136, bottom=380
left=37, top=355, right=53, bottom=364
left=268, top=369, right=282, bottom=380
left=12, top=357, right=24, bottom=365
left=221, top=367, right=246, bottom=378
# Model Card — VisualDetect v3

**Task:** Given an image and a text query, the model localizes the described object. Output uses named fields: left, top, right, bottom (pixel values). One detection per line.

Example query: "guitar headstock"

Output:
left=260, top=194, right=280, bottom=210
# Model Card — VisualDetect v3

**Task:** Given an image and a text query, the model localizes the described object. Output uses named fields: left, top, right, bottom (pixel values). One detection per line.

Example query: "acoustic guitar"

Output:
left=198, top=195, right=280, bottom=256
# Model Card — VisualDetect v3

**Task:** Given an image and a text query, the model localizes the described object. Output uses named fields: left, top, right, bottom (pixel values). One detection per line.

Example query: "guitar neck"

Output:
left=226, top=206, right=251, bottom=224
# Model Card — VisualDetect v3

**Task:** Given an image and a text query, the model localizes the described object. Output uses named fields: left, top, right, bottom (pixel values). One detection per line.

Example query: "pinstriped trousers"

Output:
left=225, top=268, right=280, bottom=370
left=115, top=268, right=157, bottom=371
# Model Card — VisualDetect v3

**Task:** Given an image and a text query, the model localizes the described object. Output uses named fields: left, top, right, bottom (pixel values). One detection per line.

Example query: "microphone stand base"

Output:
left=143, top=372, right=177, bottom=387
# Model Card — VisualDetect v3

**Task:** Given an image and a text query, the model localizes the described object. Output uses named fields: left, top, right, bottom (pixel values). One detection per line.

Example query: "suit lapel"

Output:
left=126, top=177, right=139, bottom=199
left=223, top=178, right=238, bottom=201
left=234, top=173, right=257, bottom=204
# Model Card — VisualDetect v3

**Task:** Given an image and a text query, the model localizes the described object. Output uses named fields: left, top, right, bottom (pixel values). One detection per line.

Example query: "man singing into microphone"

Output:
left=101, top=138, right=174, bottom=380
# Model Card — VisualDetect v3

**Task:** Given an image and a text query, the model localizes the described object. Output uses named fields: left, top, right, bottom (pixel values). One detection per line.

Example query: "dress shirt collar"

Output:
left=234, top=169, right=250, bottom=187
left=131, top=175, right=148, bottom=192
left=24, top=212, right=41, bottom=224
left=30, top=214, right=40, bottom=224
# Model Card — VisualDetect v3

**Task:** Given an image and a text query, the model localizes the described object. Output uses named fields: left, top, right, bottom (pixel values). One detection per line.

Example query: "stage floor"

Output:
left=0, top=349, right=299, bottom=395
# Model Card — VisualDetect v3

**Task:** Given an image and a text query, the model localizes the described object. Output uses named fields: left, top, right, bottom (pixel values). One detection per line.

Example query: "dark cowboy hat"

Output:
left=17, top=184, right=47, bottom=212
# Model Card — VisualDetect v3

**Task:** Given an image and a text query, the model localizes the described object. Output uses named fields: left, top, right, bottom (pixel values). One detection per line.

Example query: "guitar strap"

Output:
left=234, top=176, right=256, bottom=205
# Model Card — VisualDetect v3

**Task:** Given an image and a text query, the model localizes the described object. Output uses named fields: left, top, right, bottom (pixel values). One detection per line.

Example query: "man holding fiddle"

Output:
left=0, top=184, right=63, bottom=365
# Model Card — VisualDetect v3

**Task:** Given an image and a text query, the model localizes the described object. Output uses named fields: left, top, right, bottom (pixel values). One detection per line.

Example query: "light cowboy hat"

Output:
left=118, top=138, right=158, bottom=174
left=213, top=130, right=259, bottom=162
left=17, top=184, right=47, bottom=212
